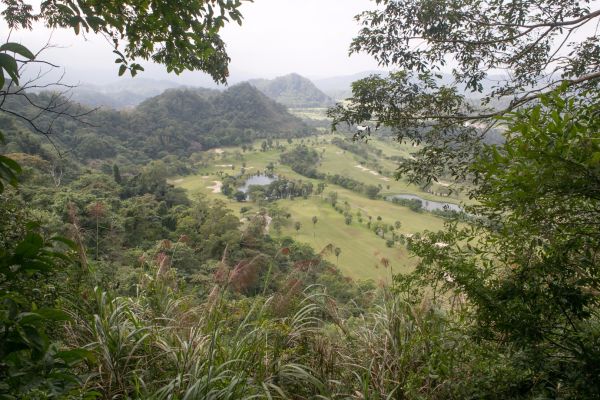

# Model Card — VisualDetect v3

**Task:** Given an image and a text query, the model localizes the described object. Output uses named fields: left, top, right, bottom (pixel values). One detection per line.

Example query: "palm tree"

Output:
left=311, top=216, right=318, bottom=238
left=334, top=247, right=341, bottom=266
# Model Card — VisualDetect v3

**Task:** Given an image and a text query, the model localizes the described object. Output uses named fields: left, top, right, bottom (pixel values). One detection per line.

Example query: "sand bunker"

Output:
left=216, top=164, right=233, bottom=168
left=264, top=215, right=272, bottom=233
left=355, top=164, right=382, bottom=177
left=380, top=177, right=391, bottom=182
left=212, top=148, right=224, bottom=154
left=201, top=175, right=210, bottom=179
left=171, top=178, right=183, bottom=183
left=207, top=181, right=223, bottom=193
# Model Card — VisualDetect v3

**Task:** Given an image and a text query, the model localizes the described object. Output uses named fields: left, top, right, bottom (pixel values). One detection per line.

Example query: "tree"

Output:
left=402, top=90, right=600, bottom=396
left=266, top=162, right=275, bottom=174
left=364, top=185, right=380, bottom=199
left=0, top=0, right=249, bottom=190
left=233, top=191, right=247, bottom=202
left=394, top=220, right=401, bottom=230
left=329, top=0, right=600, bottom=185
left=344, top=214, right=352, bottom=225
left=316, top=182, right=326, bottom=196
left=311, top=216, right=318, bottom=238
left=334, top=247, right=341, bottom=265
left=294, top=221, right=301, bottom=235
left=1, top=0, right=246, bottom=82
left=112, top=164, right=122, bottom=184
left=328, top=191, right=338, bottom=206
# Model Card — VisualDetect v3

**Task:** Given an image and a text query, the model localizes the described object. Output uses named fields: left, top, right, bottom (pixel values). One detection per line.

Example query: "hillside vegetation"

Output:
left=249, top=73, right=334, bottom=108
left=0, top=83, right=313, bottom=163
left=2, top=0, right=600, bottom=398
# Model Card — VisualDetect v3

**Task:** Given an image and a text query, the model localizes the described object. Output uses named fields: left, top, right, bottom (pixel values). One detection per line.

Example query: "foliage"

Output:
left=1, top=0, right=248, bottom=82
left=401, top=90, right=600, bottom=397
left=390, top=197, right=423, bottom=212
left=0, top=227, right=93, bottom=398
left=329, top=0, right=600, bottom=184
left=0, top=84, right=313, bottom=163
left=280, top=146, right=381, bottom=199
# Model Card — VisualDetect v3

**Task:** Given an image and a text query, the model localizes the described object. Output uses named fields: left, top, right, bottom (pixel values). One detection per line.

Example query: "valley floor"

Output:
left=171, top=135, right=462, bottom=282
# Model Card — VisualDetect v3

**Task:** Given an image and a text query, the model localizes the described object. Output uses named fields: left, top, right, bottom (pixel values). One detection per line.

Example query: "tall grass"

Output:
left=66, top=269, right=332, bottom=399
left=62, top=259, right=498, bottom=399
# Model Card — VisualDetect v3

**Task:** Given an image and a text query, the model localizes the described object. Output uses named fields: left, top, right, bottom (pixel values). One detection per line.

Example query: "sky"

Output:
left=4, top=0, right=384, bottom=87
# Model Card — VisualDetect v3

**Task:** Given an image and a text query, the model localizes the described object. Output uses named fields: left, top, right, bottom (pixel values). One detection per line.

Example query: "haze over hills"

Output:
left=64, top=70, right=509, bottom=111
left=68, top=78, right=185, bottom=109
left=313, top=70, right=511, bottom=101
left=69, top=73, right=337, bottom=110
left=313, top=70, right=389, bottom=100
left=248, top=73, right=334, bottom=108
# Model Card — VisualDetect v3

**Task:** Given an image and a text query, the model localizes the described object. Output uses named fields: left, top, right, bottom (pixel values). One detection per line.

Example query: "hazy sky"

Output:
left=5, top=0, right=384, bottom=86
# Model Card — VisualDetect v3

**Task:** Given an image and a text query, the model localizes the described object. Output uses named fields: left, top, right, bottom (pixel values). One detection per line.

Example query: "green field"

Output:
left=171, top=135, right=458, bottom=281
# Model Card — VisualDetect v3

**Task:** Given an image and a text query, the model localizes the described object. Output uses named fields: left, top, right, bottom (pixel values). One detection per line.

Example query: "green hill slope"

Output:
left=0, top=83, right=314, bottom=163
left=248, top=73, right=334, bottom=108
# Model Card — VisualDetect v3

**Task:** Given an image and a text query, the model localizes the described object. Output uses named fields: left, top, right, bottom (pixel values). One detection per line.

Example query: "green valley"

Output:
left=2, top=1, right=599, bottom=398
left=170, top=134, right=455, bottom=281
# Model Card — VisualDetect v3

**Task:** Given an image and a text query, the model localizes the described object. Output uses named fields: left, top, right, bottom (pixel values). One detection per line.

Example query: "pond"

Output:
left=238, top=174, right=278, bottom=193
left=388, top=194, right=462, bottom=212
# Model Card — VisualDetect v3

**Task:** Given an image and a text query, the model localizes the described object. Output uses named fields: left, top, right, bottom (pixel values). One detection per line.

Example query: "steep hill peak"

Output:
left=248, top=73, right=334, bottom=108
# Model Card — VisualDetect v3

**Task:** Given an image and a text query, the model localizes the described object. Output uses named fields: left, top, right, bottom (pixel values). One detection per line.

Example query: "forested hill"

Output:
left=248, top=73, right=334, bottom=108
left=0, top=83, right=314, bottom=163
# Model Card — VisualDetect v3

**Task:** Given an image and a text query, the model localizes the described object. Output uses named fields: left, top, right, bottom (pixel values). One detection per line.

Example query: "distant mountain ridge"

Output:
left=313, top=70, right=389, bottom=100
left=313, top=70, right=510, bottom=101
left=69, top=78, right=184, bottom=109
left=248, top=73, right=334, bottom=108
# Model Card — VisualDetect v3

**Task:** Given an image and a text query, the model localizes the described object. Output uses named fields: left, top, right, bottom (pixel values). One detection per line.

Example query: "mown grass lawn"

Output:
left=170, top=135, right=455, bottom=281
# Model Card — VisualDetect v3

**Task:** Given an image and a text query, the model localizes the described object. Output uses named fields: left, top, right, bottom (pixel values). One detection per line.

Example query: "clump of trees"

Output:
left=280, top=146, right=381, bottom=199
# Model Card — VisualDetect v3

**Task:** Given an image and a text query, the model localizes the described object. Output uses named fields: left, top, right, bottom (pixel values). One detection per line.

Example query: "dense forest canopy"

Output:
left=0, top=83, right=313, bottom=163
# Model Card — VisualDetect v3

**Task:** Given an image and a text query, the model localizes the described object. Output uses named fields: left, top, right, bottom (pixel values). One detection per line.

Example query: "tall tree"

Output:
left=1, top=0, right=247, bottom=82
left=401, top=88, right=600, bottom=397
left=329, top=0, right=600, bottom=184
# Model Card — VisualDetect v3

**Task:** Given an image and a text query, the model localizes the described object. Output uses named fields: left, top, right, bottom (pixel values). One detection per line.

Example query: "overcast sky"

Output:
left=5, top=0, right=384, bottom=87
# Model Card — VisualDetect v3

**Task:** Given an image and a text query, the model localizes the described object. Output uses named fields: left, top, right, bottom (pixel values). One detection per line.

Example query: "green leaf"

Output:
left=0, top=42, right=35, bottom=60
left=22, top=325, right=47, bottom=351
left=118, top=64, right=127, bottom=76
left=49, top=236, right=77, bottom=250
left=56, top=348, right=96, bottom=364
left=0, top=53, right=19, bottom=85
left=36, top=308, right=70, bottom=321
